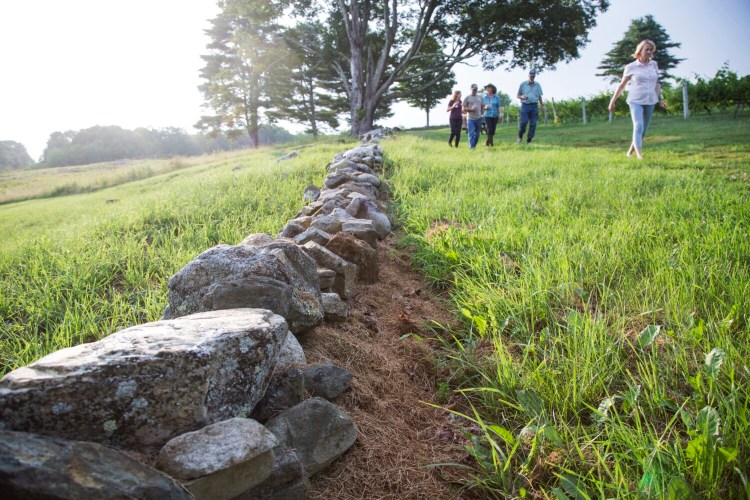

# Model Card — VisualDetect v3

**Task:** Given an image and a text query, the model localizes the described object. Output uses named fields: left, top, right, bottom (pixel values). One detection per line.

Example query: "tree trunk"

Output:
left=426, top=109, right=430, bottom=127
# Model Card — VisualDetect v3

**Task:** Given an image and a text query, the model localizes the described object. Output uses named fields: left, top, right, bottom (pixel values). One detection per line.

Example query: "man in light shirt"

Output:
left=516, top=69, right=545, bottom=144
left=463, top=84, right=484, bottom=149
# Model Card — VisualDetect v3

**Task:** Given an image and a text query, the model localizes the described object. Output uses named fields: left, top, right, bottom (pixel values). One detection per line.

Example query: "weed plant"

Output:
left=388, top=115, right=750, bottom=498
left=0, top=142, right=352, bottom=374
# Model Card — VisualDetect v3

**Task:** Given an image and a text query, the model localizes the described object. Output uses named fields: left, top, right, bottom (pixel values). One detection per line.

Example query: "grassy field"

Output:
left=389, top=115, right=749, bottom=497
left=1, top=115, right=748, bottom=497
left=0, top=140, right=354, bottom=372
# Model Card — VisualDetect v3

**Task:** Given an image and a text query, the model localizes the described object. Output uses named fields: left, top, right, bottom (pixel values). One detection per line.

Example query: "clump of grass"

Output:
left=388, top=115, right=750, bottom=497
left=0, top=141, right=355, bottom=374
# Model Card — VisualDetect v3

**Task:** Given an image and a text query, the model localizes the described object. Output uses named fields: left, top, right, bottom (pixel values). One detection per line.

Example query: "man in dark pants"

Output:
left=517, top=69, right=545, bottom=144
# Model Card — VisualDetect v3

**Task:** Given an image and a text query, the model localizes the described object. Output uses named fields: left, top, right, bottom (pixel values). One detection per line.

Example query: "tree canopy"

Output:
left=597, top=15, right=684, bottom=83
left=200, top=0, right=610, bottom=137
left=0, top=141, right=34, bottom=170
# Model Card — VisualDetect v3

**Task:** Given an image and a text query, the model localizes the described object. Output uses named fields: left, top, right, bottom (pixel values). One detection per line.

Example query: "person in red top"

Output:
left=447, top=90, right=463, bottom=147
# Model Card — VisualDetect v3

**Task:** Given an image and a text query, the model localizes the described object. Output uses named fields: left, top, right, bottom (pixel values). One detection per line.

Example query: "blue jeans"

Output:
left=629, top=102, right=655, bottom=149
left=518, top=103, right=539, bottom=141
left=468, top=117, right=482, bottom=148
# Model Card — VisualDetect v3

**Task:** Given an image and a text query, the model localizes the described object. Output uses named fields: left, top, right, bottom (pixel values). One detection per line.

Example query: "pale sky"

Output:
left=1, top=0, right=749, bottom=160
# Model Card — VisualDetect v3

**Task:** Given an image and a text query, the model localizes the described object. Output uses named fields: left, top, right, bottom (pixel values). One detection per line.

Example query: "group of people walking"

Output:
left=447, top=39, right=665, bottom=159
left=447, top=70, right=544, bottom=149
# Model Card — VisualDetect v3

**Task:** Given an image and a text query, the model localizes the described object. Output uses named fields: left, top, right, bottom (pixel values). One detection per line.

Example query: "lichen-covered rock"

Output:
left=164, top=241, right=323, bottom=334
left=157, top=418, right=276, bottom=480
left=0, top=431, right=191, bottom=499
left=0, top=309, right=287, bottom=451
left=302, top=364, right=354, bottom=400
left=157, top=418, right=276, bottom=500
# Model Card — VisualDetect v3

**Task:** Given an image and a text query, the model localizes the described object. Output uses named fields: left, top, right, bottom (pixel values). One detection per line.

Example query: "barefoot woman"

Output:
left=608, top=39, right=666, bottom=160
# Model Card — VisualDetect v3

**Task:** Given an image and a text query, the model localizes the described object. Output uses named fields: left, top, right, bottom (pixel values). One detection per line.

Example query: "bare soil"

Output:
left=300, top=233, right=481, bottom=499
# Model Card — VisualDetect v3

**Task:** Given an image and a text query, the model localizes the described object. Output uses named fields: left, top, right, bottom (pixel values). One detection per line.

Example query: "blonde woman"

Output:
left=447, top=90, right=463, bottom=147
left=609, top=39, right=666, bottom=159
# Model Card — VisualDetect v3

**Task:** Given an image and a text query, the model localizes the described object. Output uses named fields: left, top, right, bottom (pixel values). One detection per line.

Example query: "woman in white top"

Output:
left=608, top=39, right=666, bottom=159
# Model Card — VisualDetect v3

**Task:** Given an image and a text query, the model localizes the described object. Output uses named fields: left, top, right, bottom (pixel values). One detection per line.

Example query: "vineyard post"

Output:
left=682, top=80, right=689, bottom=119
left=581, top=98, right=587, bottom=125
left=544, top=103, right=548, bottom=125
left=551, top=98, right=558, bottom=124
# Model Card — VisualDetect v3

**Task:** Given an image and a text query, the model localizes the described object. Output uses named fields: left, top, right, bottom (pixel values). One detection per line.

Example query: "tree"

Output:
left=217, top=0, right=609, bottom=137
left=196, top=8, right=289, bottom=147
left=397, top=36, right=456, bottom=127
left=0, top=141, right=34, bottom=169
left=597, top=15, right=684, bottom=83
left=273, top=22, right=346, bottom=137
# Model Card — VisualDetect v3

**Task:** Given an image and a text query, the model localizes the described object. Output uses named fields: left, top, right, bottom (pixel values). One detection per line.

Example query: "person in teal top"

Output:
left=482, top=83, right=503, bottom=147
left=517, top=69, right=545, bottom=144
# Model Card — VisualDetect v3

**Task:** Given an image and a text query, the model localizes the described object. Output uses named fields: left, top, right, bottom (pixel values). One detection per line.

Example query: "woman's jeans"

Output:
left=629, top=102, right=655, bottom=149
left=468, top=117, right=482, bottom=148
left=449, top=118, right=462, bottom=146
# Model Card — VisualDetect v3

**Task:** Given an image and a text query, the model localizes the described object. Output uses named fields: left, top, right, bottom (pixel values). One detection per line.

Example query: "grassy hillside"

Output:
left=1, top=115, right=748, bottom=497
left=388, top=115, right=749, bottom=497
left=0, top=140, right=355, bottom=373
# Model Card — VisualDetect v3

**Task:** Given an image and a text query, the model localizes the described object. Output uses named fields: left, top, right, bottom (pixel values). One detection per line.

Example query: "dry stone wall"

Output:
left=0, top=131, right=392, bottom=499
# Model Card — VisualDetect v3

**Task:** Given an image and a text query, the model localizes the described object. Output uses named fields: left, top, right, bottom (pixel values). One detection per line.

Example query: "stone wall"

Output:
left=0, top=131, right=392, bottom=499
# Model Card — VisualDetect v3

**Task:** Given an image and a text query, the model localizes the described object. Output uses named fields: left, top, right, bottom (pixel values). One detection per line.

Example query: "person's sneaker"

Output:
left=527, top=138, right=533, bottom=144
left=516, top=138, right=522, bottom=144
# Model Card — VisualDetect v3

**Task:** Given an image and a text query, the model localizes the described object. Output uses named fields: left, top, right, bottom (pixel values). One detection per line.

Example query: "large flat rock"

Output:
left=0, top=309, right=288, bottom=451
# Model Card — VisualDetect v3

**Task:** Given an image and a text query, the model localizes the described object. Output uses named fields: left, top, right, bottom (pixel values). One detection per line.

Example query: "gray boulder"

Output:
left=347, top=198, right=391, bottom=238
left=0, top=430, right=190, bottom=499
left=239, top=447, right=308, bottom=500
left=265, top=397, right=357, bottom=477
left=0, top=309, right=287, bottom=451
left=321, top=292, right=348, bottom=322
left=157, top=418, right=277, bottom=500
left=164, top=241, right=323, bottom=334
left=275, top=332, right=306, bottom=371
left=301, top=241, right=357, bottom=299
left=251, top=368, right=305, bottom=423
left=325, top=231, right=379, bottom=283
left=341, top=219, right=380, bottom=248
left=302, top=364, right=354, bottom=400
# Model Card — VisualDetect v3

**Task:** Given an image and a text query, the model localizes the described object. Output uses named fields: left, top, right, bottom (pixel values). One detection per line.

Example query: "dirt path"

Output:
left=300, top=233, right=478, bottom=499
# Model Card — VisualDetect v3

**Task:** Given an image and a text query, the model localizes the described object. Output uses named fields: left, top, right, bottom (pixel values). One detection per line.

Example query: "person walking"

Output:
left=516, top=69, right=544, bottom=144
left=447, top=90, right=463, bottom=147
left=608, top=39, right=666, bottom=160
left=463, top=84, right=484, bottom=149
left=483, top=83, right=503, bottom=147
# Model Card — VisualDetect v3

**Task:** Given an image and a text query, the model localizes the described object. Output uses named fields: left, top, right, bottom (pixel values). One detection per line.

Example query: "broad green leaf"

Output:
left=517, top=389, right=545, bottom=419
left=638, top=325, right=661, bottom=348
left=696, top=406, right=721, bottom=437
left=705, top=347, right=725, bottom=378
left=488, top=424, right=517, bottom=446
left=667, top=476, right=698, bottom=500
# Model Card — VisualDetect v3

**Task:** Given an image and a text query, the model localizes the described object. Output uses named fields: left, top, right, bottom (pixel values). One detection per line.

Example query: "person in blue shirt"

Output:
left=516, top=69, right=545, bottom=144
left=482, top=83, right=503, bottom=147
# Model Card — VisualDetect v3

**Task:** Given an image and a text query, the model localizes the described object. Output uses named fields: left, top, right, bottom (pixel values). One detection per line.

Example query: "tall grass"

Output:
left=0, top=141, right=353, bottom=374
left=388, top=115, right=750, bottom=497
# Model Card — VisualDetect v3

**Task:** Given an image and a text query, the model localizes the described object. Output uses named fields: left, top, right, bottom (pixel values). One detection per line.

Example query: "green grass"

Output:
left=0, top=140, right=355, bottom=373
left=387, top=115, right=749, bottom=498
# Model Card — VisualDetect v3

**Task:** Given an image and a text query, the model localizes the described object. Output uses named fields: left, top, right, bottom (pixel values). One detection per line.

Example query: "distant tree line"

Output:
left=36, top=125, right=294, bottom=168
left=0, top=141, right=34, bottom=170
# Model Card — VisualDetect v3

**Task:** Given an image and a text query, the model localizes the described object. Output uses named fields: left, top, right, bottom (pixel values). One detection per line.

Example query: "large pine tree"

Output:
left=597, top=15, right=684, bottom=83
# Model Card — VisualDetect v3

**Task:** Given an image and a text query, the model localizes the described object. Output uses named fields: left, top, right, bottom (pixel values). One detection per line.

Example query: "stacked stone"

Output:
left=0, top=131, right=390, bottom=499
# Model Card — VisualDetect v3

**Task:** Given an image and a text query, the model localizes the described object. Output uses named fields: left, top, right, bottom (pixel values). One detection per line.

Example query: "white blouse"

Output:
left=624, top=60, right=659, bottom=105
